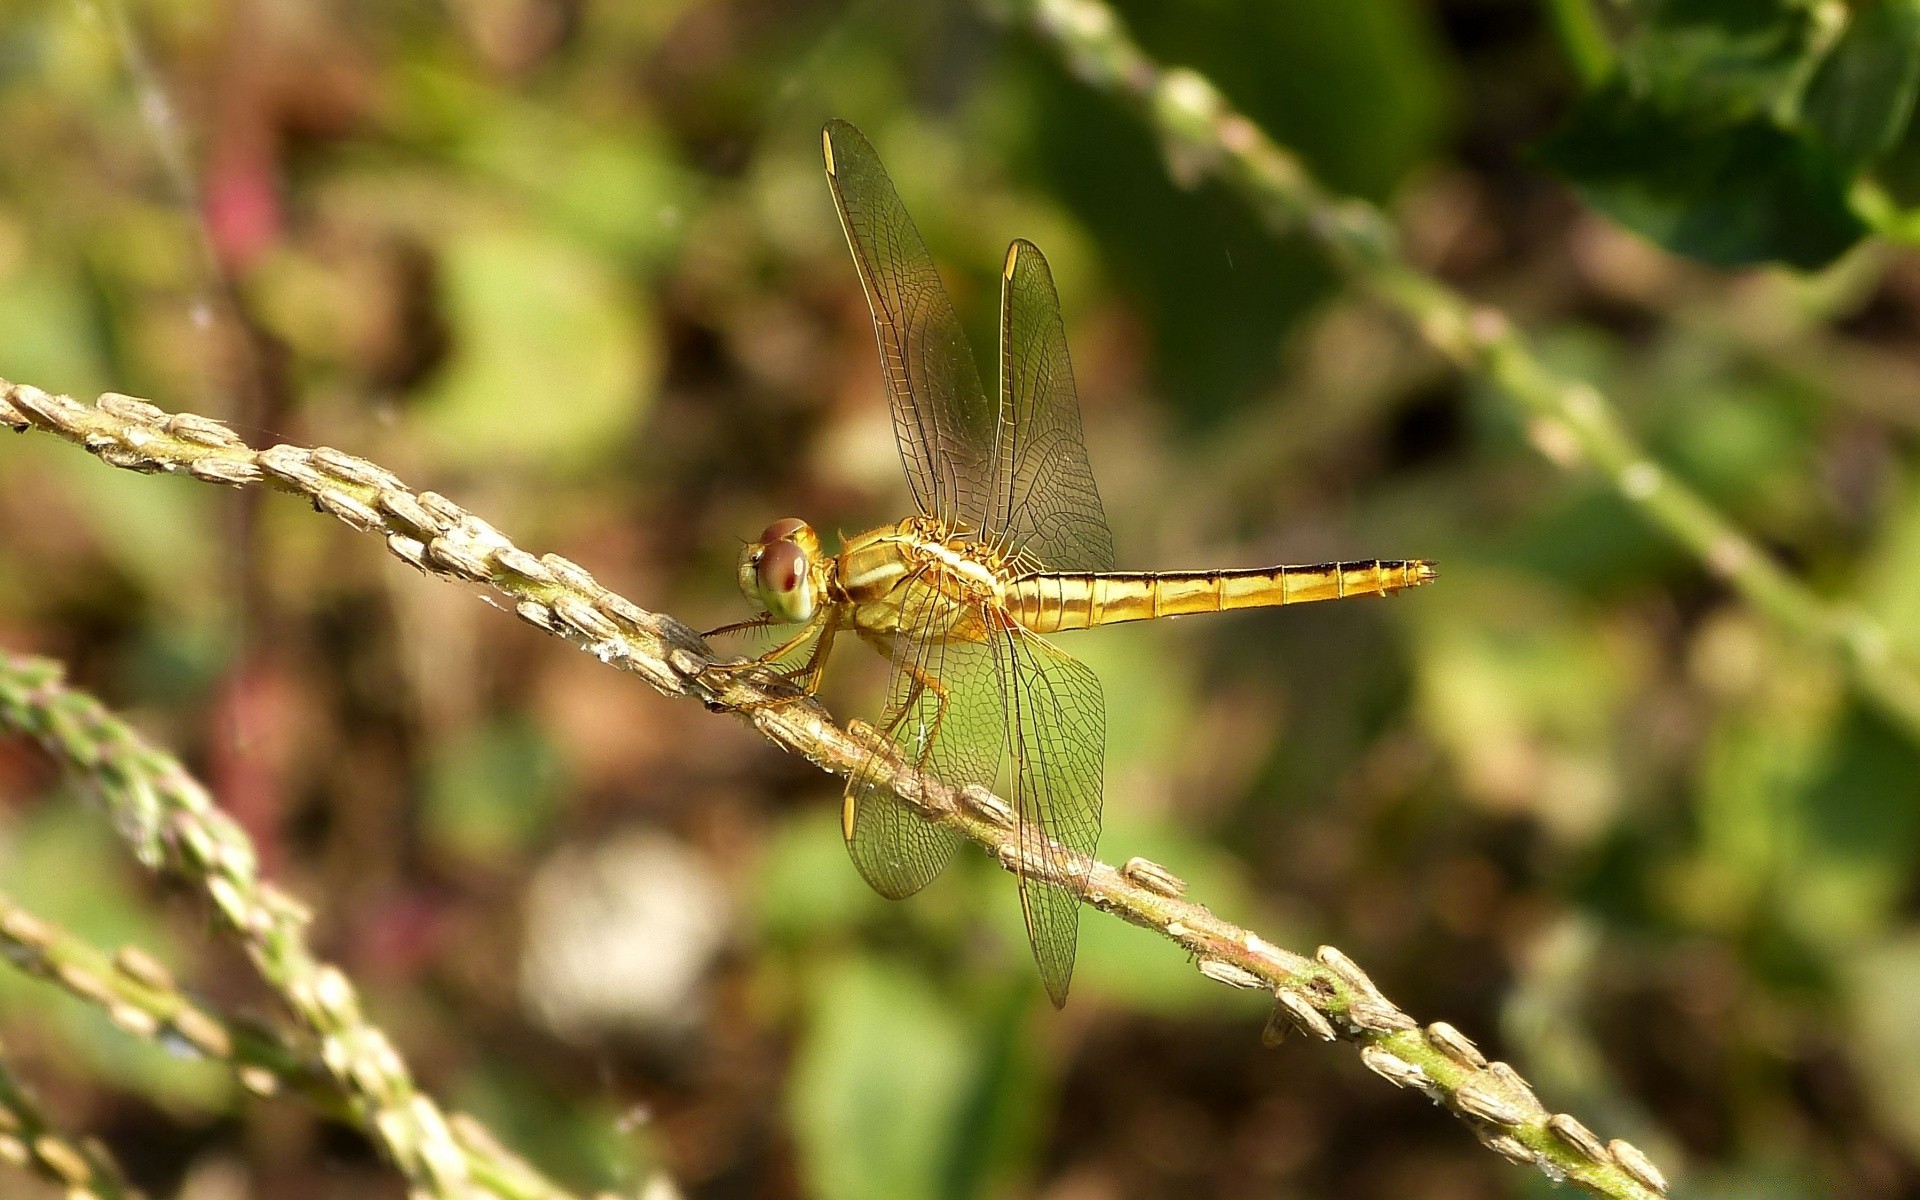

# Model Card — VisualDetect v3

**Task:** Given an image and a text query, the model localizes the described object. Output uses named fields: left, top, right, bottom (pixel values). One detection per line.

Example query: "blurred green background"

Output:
left=3, top=0, right=1920, bottom=1197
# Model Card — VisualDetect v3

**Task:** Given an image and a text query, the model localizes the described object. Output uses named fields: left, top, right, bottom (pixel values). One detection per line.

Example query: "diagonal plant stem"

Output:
left=0, top=1033, right=138, bottom=1199
left=1542, top=0, right=1616, bottom=85
left=0, top=519, right=589, bottom=1200
left=0, top=889, right=586, bottom=1200
left=983, top=0, right=1920, bottom=742
left=2, top=379, right=1667, bottom=1199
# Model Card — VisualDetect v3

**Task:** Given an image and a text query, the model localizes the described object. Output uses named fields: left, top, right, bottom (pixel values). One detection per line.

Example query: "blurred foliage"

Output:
left=1538, top=0, right=1920, bottom=267
left=3, top=1, right=1920, bottom=1199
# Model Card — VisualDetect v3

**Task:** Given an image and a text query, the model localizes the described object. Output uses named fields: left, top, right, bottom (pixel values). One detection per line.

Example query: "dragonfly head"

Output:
left=740, top=518, right=824, bottom=623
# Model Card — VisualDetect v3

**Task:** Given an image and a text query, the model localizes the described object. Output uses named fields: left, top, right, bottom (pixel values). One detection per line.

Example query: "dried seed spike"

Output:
left=108, top=1003, right=161, bottom=1038
left=387, top=535, right=429, bottom=570
left=1608, top=1139, right=1667, bottom=1195
left=540, top=553, right=598, bottom=591
left=1275, top=989, right=1336, bottom=1041
left=320, top=1034, right=352, bottom=1077
left=188, top=457, right=264, bottom=486
left=205, top=875, right=251, bottom=927
left=448, top=1111, right=506, bottom=1155
left=257, top=444, right=326, bottom=490
left=310, top=446, right=401, bottom=489
left=600, top=594, right=651, bottom=629
left=351, top=1044, right=403, bottom=1106
left=1346, top=997, right=1418, bottom=1033
left=238, top=1064, right=280, bottom=1097
left=377, top=490, right=442, bottom=536
left=1484, top=1061, right=1546, bottom=1117
left=514, top=601, right=557, bottom=631
left=552, top=595, right=619, bottom=641
left=98, top=443, right=162, bottom=471
left=96, top=391, right=167, bottom=424
left=312, top=966, right=360, bottom=1023
left=0, top=391, right=25, bottom=430
left=1547, top=1113, right=1607, bottom=1163
left=1360, top=1045, right=1427, bottom=1091
left=1197, top=958, right=1264, bottom=989
left=1426, top=1021, right=1487, bottom=1069
left=112, top=945, right=174, bottom=991
left=1314, top=944, right=1383, bottom=999
left=53, top=961, right=115, bottom=1005
left=415, top=489, right=465, bottom=523
left=32, top=1135, right=92, bottom=1185
left=8, top=384, right=85, bottom=429
left=82, top=432, right=117, bottom=453
left=425, top=537, right=493, bottom=582
left=959, top=785, right=1016, bottom=829
left=0, top=907, right=52, bottom=948
left=667, top=649, right=707, bottom=678
left=409, top=1096, right=470, bottom=1182
left=166, top=412, right=245, bottom=447
left=313, top=490, right=385, bottom=533
left=1120, top=856, right=1187, bottom=897
left=492, top=546, right=554, bottom=583
left=170, top=1008, right=233, bottom=1059
left=1482, top=1133, right=1536, bottom=1165
left=1453, top=1078, right=1526, bottom=1127
left=996, top=842, right=1038, bottom=874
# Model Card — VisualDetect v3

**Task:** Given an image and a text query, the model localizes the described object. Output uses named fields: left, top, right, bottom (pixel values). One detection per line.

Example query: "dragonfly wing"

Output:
left=823, top=119, right=997, bottom=531
left=993, top=623, right=1105, bottom=1007
left=845, top=589, right=1005, bottom=899
left=991, top=239, right=1116, bottom=572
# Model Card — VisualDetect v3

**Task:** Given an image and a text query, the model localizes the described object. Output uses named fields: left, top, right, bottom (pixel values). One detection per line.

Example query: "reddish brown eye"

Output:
left=760, top=517, right=807, bottom=544
left=757, top=541, right=806, bottom=593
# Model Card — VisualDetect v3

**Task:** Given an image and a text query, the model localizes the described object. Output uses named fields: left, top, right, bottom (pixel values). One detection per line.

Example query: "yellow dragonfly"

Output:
left=717, top=119, right=1435, bottom=1006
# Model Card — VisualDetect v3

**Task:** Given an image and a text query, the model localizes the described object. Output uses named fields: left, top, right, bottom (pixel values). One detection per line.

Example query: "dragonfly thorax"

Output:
left=898, top=519, right=1013, bottom=597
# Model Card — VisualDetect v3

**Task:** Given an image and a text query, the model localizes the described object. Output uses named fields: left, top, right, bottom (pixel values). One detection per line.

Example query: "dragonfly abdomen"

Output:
left=1005, top=559, right=1438, bottom=633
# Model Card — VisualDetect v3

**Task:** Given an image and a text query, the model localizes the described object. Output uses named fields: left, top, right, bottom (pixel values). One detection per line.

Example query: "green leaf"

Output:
left=1536, top=0, right=1903, bottom=268
left=1621, top=0, right=1823, bottom=117
left=790, top=958, right=975, bottom=1200
left=1804, top=0, right=1920, bottom=174
left=1536, top=77, right=1865, bottom=268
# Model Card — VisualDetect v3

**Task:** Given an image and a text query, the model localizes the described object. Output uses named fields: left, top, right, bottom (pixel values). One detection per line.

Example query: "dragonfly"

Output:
left=715, top=119, right=1436, bottom=1006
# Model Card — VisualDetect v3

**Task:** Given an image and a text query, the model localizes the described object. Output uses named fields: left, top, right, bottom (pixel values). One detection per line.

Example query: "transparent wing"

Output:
left=823, top=119, right=998, bottom=531
left=844, top=584, right=1004, bottom=899
left=992, top=622, right=1105, bottom=1007
left=991, top=239, right=1115, bottom=572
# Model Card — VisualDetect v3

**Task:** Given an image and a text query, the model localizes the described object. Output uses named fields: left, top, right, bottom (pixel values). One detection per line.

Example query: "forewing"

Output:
left=844, top=586, right=1005, bottom=899
left=991, top=240, right=1115, bottom=572
left=993, top=623, right=1105, bottom=1007
left=823, top=119, right=997, bottom=529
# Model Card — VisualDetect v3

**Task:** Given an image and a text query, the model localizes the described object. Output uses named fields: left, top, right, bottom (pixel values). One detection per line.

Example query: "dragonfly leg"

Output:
left=705, top=618, right=818, bottom=672
left=702, top=614, right=779, bottom=640
left=719, top=614, right=841, bottom=710
left=881, top=663, right=950, bottom=769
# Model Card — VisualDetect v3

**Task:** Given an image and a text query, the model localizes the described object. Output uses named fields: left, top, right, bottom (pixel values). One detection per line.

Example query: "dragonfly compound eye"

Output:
left=754, top=540, right=816, bottom=622
left=759, top=517, right=809, bottom=544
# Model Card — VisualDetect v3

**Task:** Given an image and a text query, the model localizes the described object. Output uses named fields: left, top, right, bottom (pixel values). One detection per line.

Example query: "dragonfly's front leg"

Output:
left=710, top=611, right=840, bottom=710
left=702, top=614, right=780, bottom=640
